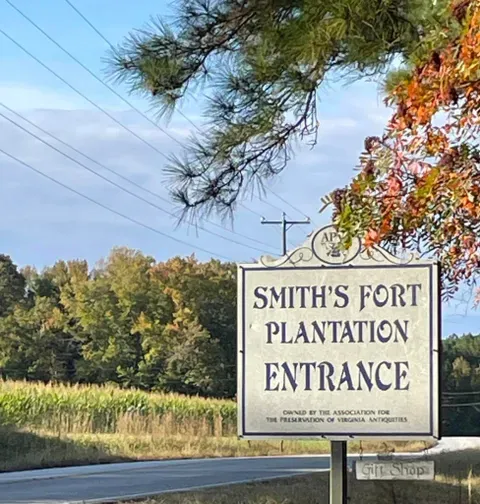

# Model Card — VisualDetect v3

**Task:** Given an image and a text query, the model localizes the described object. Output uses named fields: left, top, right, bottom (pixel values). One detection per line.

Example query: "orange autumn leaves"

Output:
left=334, top=0, right=480, bottom=296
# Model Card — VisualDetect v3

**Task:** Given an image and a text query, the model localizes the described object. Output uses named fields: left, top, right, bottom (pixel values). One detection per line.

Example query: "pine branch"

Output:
left=108, top=0, right=452, bottom=217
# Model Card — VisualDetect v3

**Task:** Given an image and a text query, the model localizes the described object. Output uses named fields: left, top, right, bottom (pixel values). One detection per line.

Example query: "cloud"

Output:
left=366, top=111, right=391, bottom=126
left=0, top=79, right=395, bottom=268
left=0, top=103, right=371, bottom=209
left=0, top=107, right=189, bottom=237
left=0, top=83, right=86, bottom=110
left=318, top=117, right=358, bottom=131
left=0, top=108, right=186, bottom=187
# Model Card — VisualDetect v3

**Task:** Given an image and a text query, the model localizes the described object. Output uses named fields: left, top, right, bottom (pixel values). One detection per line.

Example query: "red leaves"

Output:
left=461, top=194, right=476, bottom=214
left=332, top=0, right=480, bottom=297
left=406, top=161, right=422, bottom=175
left=386, top=174, right=402, bottom=197
left=364, top=228, right=380, bottom=247
left=364, top=136, right=381, bottom=153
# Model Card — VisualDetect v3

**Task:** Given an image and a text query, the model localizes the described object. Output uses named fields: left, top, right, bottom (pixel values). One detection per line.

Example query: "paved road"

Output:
left=2, top=437, right=474, bottom=503
left=0, top=456, right=346, bottom=504
left=427, top=436, right=480, bottom=454
left=2, top=445, right=450, bottom=504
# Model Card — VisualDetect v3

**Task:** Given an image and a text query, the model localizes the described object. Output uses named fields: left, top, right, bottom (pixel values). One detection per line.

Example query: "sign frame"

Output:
left=237, top=225, right=441, bottom=442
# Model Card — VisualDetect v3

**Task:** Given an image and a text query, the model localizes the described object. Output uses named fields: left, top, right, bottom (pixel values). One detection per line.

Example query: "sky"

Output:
left=0, top=0, right=478, bottom=336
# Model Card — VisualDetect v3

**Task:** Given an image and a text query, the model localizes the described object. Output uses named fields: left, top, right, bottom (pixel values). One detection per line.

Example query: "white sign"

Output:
left=355, top=460, right=435, bottom=480
left=237, top=225, right=440, bottom=440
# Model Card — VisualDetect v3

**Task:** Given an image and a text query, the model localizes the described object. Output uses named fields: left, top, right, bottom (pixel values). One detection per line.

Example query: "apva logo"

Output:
left=321, top=229, right=342, bottom=258
left=312, top=225, right=361, bottom=265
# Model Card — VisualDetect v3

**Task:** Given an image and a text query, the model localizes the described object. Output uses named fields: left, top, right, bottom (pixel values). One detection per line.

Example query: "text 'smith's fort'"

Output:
left=252, top=283, right=422, bottom=393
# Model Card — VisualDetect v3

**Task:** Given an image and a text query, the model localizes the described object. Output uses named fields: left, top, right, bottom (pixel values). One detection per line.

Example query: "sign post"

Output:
left=237, top=224, right=440, bottom=503
left=330, top=441, right=347, bottom=504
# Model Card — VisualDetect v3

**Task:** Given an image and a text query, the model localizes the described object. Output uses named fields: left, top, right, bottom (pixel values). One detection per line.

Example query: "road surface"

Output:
left=427, top=436, right=480, bottom=454
left=0, top=455, right=345, bottom=504
left=6, top=436, right=480, bottom=504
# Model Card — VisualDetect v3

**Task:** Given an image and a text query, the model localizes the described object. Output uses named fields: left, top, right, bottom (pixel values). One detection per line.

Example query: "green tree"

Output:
left=0, top=255, right=26, bottom=317
left=22, top=265, right=59, bottom=301
left=441, top=333, right=480, bottom=436
left=70, top=248, right=173, bottom=387
left=153, top=256, right=236, bottom=396
left=21, top=260, right=90, bottom=381
left=109, top=0, right=453, bottom=217
left=452, top=356, right=472, bottom=388
left=160, top=307, right=226, bottom=397
left=0, top=297, right=74, bottom=382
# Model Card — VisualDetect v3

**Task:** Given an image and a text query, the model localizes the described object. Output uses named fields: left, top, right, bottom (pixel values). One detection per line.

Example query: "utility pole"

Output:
left=261, top=212, right=310, bottom=256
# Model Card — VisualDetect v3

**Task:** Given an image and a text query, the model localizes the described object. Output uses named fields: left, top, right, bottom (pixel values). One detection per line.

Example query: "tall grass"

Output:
left=0, top=380, right=237, bottom=436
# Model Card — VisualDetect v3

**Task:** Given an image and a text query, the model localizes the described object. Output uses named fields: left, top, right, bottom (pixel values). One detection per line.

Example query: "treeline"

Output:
left=442, top=333, right=480, bottom=436
left=0, top=249, right=236, bottom=398
left=0, top=248, right=479, bottom=434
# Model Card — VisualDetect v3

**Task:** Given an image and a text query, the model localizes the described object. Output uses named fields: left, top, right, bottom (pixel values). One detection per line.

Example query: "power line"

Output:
left=5, top=0, right=189, bottom=148
left=239, top=203, right=265, bottom=219
left=257, top=195, right=284, bottom=214
left=268, top=187, right=315, bottom=223
left=63, top=0, right=115, bottom=49
left=0, top=20, right=283, bottom=256
left=0, top=21, right=277, bottom=252
left=442, top=401, right=480, bottom=408
left=5, top=1, right=313, bottom=236
left=1, top=11, right=299, bottom=233
left=61, top=0, right=201, bottom=133
left=0, top=109, right=272, bottom=255
left=0, top=102, right=276, bottom=252
left=0, top=147, right=234, bottom=261
left=443, top=391, right=480, bottom=396
left=59, top=0, right=308, bottom=224
left=0, top=27, right=169, bottom=160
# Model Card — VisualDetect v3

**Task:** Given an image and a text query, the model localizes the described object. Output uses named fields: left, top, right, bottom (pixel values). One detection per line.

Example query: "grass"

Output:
left=0, top=380, right=432, bottom=472
left=0, top=428, right=429, bottom=473
left=121, top=450, right=480, bottom=504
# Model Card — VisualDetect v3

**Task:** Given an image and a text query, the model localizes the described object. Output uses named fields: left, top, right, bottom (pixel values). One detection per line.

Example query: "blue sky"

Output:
left=0, top=0, right=478, bottom=336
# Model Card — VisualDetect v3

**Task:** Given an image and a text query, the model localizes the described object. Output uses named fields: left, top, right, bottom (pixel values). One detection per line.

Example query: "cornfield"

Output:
left=0, top=381, right=435, bottom=472
left=0, top=380, right=237, bottom=436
